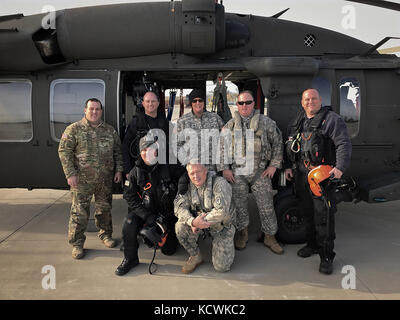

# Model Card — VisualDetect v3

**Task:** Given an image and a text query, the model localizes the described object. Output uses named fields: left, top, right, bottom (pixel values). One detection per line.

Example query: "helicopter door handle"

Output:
left=32, top=140, right=40, bottom=146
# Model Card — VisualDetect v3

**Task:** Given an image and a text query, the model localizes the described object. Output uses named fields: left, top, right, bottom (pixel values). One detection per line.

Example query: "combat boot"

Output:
left=181, top=253, right=203, bottom=274
left=297, top=245, right=319, bottom=258
left=263, top=234, right=284, bottom=255
left=72, top=246, right=84, bottom=259
left=319, top=258, right=334, bottom=275
left=115, top=258, right=139, bottom=276
left=102, top=237, right=118, bottom=248
left=235, top=228, right=248, bottom=250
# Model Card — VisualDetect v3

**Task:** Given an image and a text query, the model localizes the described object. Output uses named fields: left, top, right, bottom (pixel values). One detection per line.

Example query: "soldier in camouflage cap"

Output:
left=174, top=161, right=236, bottom=274
left=218, top=91, right=284, bottom=254
left=58, top=98, right=123, bottom=259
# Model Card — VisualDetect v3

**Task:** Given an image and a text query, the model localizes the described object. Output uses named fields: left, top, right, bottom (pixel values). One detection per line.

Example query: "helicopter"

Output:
left=0, top=0, right=399, bottom=243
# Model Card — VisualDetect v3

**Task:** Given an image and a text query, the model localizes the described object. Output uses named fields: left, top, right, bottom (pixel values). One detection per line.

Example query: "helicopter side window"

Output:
left=0, top=80, right=33, bottom=142
left=312, top=77, right=332, bottom=107
left=50, top=79, right=105, bottom=141
left=339, top=77, right=360, bottom=138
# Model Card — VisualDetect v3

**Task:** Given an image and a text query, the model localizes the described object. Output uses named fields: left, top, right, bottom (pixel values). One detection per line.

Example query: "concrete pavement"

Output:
left=0, top=188, right=399, bottom=300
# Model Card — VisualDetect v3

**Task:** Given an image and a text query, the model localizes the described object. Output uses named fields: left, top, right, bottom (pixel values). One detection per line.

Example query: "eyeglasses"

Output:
left=237, top=100, right=254, bottom=106
left=192, top=98, right=204, bottom=103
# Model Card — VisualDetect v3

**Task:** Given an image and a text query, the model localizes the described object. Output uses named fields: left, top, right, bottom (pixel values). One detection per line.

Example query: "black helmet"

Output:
left=139, top=221, right=168, bottom=248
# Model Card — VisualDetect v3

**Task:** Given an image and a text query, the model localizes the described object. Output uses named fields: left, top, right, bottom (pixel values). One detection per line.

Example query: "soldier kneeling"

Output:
left=115, top=135, right=178, bottom=276
left=174, top=161, right=236, bottom=274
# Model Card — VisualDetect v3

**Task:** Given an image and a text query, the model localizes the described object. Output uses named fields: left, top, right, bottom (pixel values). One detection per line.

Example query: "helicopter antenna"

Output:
left=270, top=8, right=290, bottom=18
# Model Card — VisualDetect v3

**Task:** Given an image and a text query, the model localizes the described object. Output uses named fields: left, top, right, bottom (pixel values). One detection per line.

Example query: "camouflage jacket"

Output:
left=58, top=117, right=123, bottom=181
left=174, top=172, right=236, bottom=232
left=176, top=110, right=224, bottom=166
left=217, top=110, right=283, bottom=174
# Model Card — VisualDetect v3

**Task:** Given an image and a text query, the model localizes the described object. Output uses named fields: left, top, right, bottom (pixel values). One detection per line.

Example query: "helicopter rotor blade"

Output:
left=378, top=46, right=400, bottom=54
left=0, top=13, right=24, bottom=23
left=345, top=0, right=400, bottom=12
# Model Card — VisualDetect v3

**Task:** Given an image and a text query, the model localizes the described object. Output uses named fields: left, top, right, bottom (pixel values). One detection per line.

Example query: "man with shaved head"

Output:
left=285, top=88, right=352, bottom=275
left=122, top=91, right=169, bottom=177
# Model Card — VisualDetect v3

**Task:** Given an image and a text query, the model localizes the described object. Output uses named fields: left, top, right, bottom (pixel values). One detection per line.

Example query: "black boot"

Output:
left=319, top=250, right=335, bottom=275
left=297, top=245, right=319, bottom=258
left=115, top=258, right=139, bottom=276
left=319, top=258, right=333, bottom=275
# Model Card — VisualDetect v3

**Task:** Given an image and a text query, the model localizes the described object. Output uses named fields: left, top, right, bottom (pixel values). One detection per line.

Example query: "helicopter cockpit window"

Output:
left=312, top=77, right=331, bottom=107
left=339, top=77, right=360, bottom=138
left=50, top=79, right=105, bottom=141
left=0, top=80, right=33, bottom=142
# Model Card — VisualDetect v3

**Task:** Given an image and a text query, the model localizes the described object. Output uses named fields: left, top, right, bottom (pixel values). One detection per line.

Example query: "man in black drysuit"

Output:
left=285, top=88, right=352, bottom=275
left=115, top=135, right=179, bottom=276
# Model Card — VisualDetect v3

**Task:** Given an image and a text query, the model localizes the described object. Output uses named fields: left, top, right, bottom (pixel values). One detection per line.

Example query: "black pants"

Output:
left=294, top=170, right=336, bottom=260
left=122, top=213, right=178, bottom=261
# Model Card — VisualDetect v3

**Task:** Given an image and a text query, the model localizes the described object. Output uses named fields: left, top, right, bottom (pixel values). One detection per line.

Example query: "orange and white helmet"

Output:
left=308, top=165, right=334, bottom=196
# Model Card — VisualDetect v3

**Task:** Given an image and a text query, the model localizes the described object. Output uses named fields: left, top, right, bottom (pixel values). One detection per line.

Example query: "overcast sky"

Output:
left=1, top=0, right=399, bottom=49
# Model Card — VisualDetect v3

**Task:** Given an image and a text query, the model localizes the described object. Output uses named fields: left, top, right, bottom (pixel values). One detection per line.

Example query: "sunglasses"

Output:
left=237, top=100, right=254, bottom=106
left=192, top=98, right=204, bottom=103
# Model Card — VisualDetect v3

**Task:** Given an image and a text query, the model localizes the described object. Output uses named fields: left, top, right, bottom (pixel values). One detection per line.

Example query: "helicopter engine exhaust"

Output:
left=56, top=0, right=227, bottom=59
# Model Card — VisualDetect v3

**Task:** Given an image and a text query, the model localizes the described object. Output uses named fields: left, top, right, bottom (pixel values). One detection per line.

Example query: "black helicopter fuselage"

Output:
left=0, top=0, right=399, bottom=204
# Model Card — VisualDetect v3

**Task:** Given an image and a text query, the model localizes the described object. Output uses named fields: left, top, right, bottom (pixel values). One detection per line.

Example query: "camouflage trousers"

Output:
left=68, top=180, right=113, bottom=247
left=175, top=221, right=235, bottom=272
left=231, top=169, right=278, bottom=235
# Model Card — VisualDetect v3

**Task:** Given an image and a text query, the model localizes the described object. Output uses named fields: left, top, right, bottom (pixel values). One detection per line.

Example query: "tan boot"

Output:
left=264, top=234, right=284, bottom=255
left=72, top=246, right=84, bottom=259
left=182, top=253, right=203, bottom=274
left=102, top=237, right=118, bottom=248
left=235, top=228, right=248, bottom=250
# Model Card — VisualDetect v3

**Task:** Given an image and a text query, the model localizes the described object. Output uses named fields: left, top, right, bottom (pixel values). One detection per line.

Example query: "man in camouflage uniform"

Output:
left=58, top=98, right=123, bottom=259
left=218, top=91, right=284, bottom=254
left=174, top=162, right=236, bottom=273
left=176, top=89, right=224, bottom=172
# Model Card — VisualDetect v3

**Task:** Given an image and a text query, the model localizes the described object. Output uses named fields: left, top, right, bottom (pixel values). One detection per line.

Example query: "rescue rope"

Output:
left=149, top=246, right=158, bottom=275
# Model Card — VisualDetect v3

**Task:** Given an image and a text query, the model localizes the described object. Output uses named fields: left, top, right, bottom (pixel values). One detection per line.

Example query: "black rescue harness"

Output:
left=129, top=111, right=167, bottom=161
left=286, top=107, right=335, bottom=170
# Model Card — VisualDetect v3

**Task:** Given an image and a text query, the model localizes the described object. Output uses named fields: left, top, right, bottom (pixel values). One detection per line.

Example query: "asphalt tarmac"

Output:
left=0, top=188, right=399, bottom=300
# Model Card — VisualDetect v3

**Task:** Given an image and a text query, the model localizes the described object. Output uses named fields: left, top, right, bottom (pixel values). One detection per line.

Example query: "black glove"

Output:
left=134, top=207, right=152, bottom=221
left=177, top=172, right=189, bottom=195
left=160, top=212, right=177, bottom=229
left=168, top=182, right=177, bottom=197
left=144, top=214, right=157, bottom=227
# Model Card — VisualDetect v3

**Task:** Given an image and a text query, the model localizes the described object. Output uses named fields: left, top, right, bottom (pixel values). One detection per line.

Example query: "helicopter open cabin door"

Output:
left=0, top=70, right=120, bottom=189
